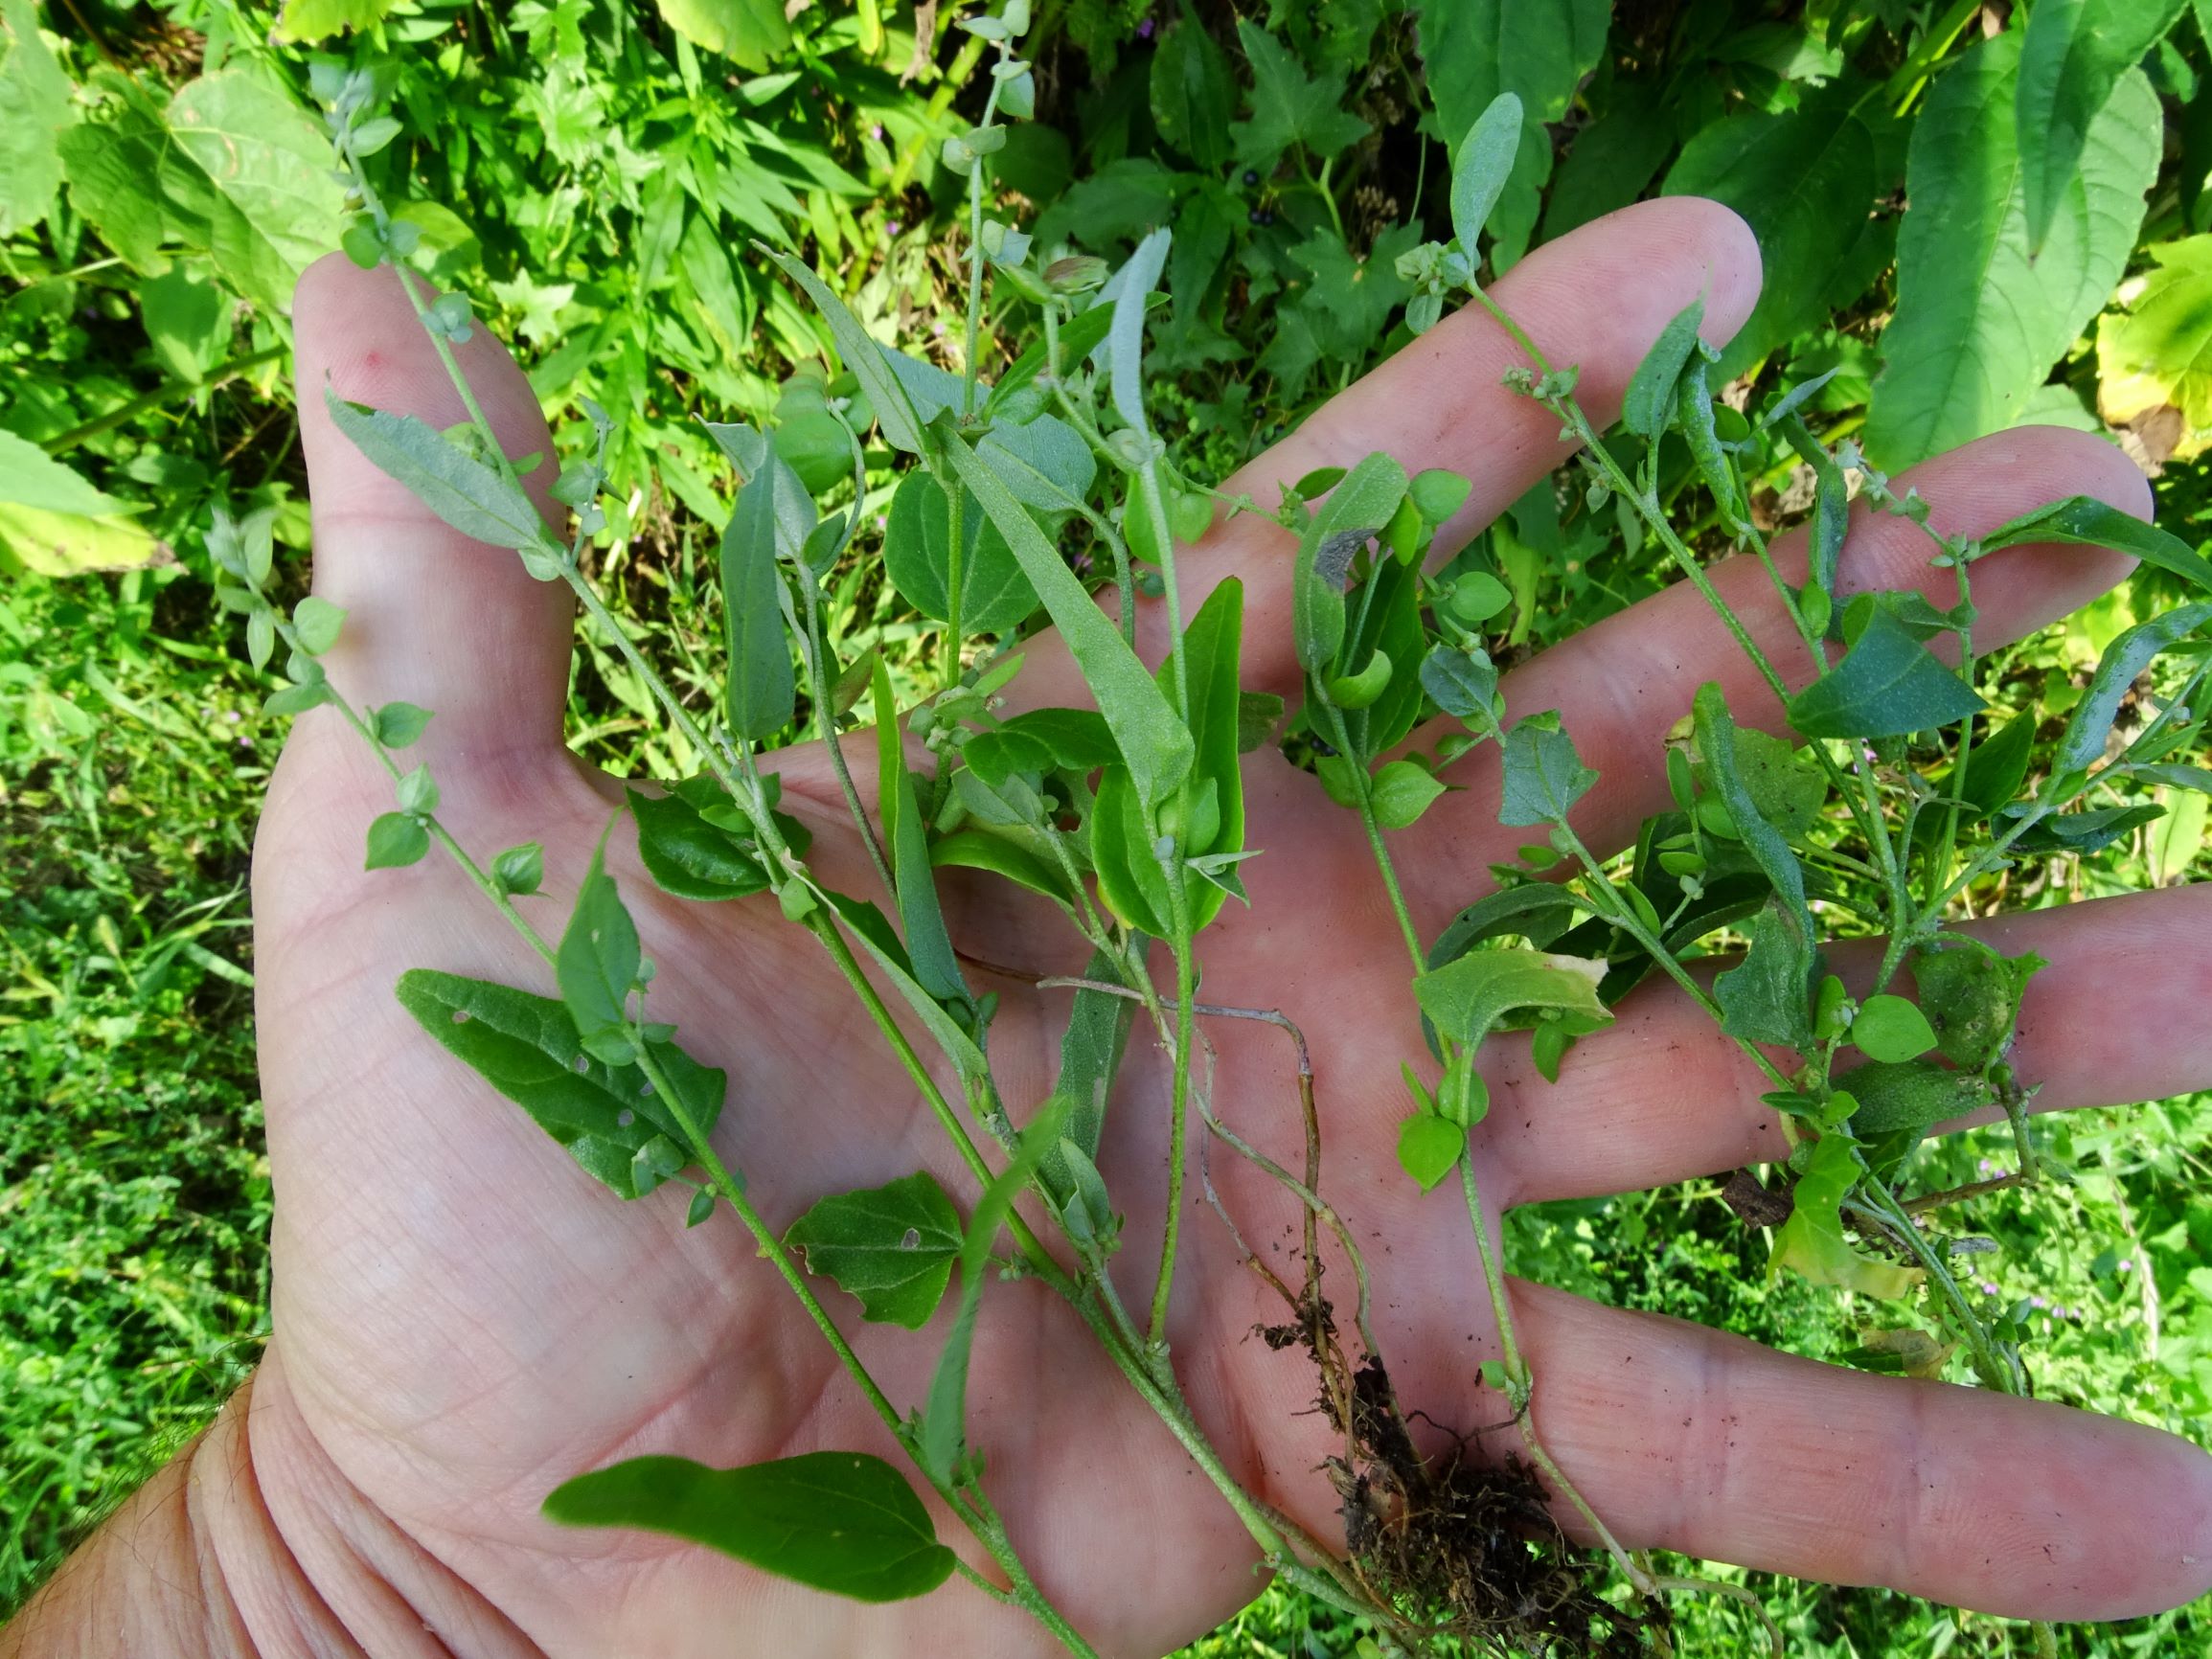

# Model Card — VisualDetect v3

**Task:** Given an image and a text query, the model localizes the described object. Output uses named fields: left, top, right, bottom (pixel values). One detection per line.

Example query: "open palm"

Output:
left=252, top=200, right=2212, bottom=1658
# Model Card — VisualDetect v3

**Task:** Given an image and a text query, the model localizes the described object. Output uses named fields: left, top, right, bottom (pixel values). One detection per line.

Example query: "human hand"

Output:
left=234, top=198, right=2212, bottom=1658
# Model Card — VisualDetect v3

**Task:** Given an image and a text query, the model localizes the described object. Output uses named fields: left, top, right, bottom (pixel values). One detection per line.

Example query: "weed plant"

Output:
left=193, top=18, right=2212, bottom=1653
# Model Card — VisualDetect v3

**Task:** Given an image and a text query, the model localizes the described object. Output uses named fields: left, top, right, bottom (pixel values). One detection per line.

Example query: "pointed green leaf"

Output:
left=1108, top=227, right=1171, bottom=433
left=786, top=1171, right=964, bottom=1329
left=1769, top=1132, right=1919, bottom=1298
left=557, top=830, right=641, bottom=1063
left=1412, top=946, right=1611, bottom=1051
left=544, top=1452, right=953, bottom=1603
left=1852, top=994, right=1938, bottom=1063
left=324, top=393, right=552, bottom=554
left=941, top=438, right=1190, bottom=810
left=1972, top=495, right=2212, bottom=595
left=1911, top=935, right=2045, bottom=1072
left=364, top=810, right=428, bottom=870
left=1396, top=1113, right=1466, bottom=1192
left=1842, top=1060, right=1997, bottom=1137
left=1714, top=899, right=1819, bottom=1051
left=721, top=470, right=796, bottom=742
left=395, top=969, right=723, bottom=1198
left=1621, top=297, right=1704, bottom=440
left=1497, top=712, right=1596, bottom=827
left=922, top=1097, right=1066, bottom=1483
left=882, top=470, right=1038, bottom=639
left=1291, top=453, right=1407, bottom=673
left=1449, top=91, right=1524, bottom=258
left=2054, top=602, right=2212, bottom=779
left=1785, top=597, right=1988, bottom=739
left=761, top=245, right=925, bottom=454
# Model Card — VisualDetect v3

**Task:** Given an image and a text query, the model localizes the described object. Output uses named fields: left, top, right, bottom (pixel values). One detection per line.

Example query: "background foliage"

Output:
left=4, top=0, right=2212, bottom=1651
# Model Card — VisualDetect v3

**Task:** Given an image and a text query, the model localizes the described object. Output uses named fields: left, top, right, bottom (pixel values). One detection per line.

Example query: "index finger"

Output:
left=1008, top=196, right=1763, bottom=708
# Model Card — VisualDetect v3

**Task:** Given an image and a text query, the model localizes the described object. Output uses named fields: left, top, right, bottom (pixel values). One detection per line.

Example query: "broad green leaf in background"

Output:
left=2017, top=0, right=2187, bottom=258
left=395, top=969, right=724, bottom=1199
left=785, top=1171, right=964, bottom=1329
left=0, top=429, right=132, bottom=517
left=943, top=439, right=1191, bottom=810
left=1785, top=598, right=1987, bottom=740
left=0, top=430, right=163, bottom=577
left=2096, top=234, right=2212, bottom=455
left=1541, top=78, right=1665, bottom=241
left=55, top=71, right=171, bottom=270
left=273, top=0, right=401, bottom=42
left=1661, top=82, right=1880, bottom=379
left=1229, top=21, right=1369, bottom=166
left=1866, top=34, right=2158, bottom=468
left=161, top=71, right=349, bottom=313
left=139, top=264, right=232, bottom=383
left=652, top=0, right=793, bottom=72
left=1150, top=11, right=1235, bottom=170
left=2096, top=238, right=2212, bottom=455
left=1415, top=0, right=1609, bottom=270
left=544, top=1452, right=954, bottom=1603
left=2052, top=602, right=2212, bottom=779
left=0, top=0, right=73, bottom=238
left=1449, top=92, right=1524, bottom=261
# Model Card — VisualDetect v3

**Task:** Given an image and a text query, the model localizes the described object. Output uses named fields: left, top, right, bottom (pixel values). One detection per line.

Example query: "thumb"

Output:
left=291, top=252, right=573, bottom=761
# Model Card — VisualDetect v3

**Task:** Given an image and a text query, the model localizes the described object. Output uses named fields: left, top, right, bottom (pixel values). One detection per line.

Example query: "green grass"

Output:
left=0, top=567, right=271, bottom=1614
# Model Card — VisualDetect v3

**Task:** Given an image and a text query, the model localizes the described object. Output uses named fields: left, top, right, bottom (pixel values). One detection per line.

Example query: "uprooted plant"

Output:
left=210, top=20, right=2212, bottom=1658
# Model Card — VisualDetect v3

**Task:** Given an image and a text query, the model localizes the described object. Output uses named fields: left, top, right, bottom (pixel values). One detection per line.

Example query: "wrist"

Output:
left=1, top=1352, right=537, bottom=1658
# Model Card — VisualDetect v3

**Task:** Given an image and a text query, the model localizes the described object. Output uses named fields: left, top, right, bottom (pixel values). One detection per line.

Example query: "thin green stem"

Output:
left=944, top=472, right=966, bottom=687
left=1317, top=699, right=1423, bottom=973
left=633, top=1039, right=1098, bottom=1658
left=959, top=78, right=1007, bottom=420
left=1457, top=1154, right=1653, bottom=1595
left=1552, top=819, right=1798, bottom=1095
left=1856, top=1170, right=2018, bottom=1395
left=44, top=344, right=288, bottom=455
left=1148, top=904, right=1198, bottom=1352
left=795, top=570, right=897, bottom=902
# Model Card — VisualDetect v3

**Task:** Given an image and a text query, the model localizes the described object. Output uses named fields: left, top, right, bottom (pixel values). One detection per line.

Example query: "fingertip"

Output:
left=1608, top=194, right=1764, bottom=352
left=2007, top=420, right=2156, bottom=521
left=289, top=256, right=573, bottom=763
